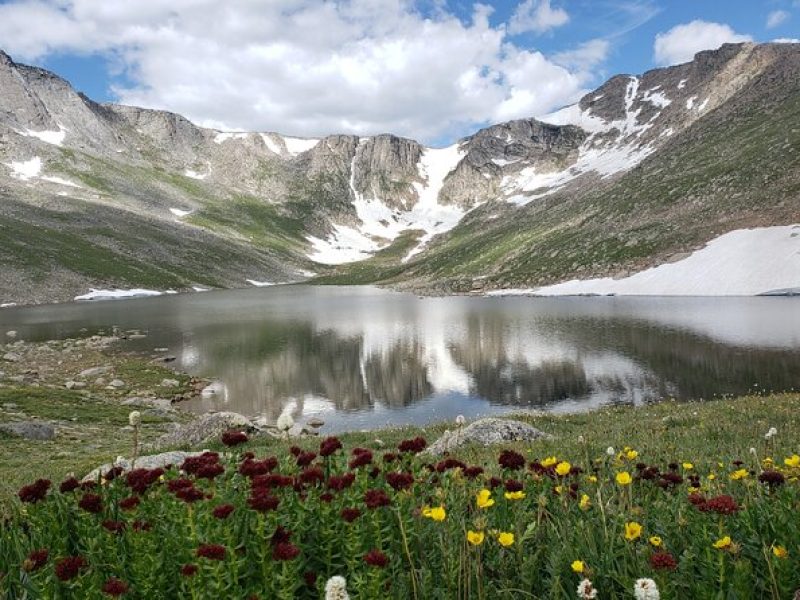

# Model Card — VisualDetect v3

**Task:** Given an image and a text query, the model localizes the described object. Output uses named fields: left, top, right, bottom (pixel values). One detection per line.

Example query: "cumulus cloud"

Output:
left=0, top=0, right=594, bottom=144
left=766, top=10, right=790, bottom=29
left=552, top=39, right=610, bottom=72
left=653, top=20, right=752, bottom=66
left=508, top=0, right=569, bottom=35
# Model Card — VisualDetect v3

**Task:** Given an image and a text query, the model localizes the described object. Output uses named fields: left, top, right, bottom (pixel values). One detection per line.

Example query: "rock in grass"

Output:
left=149, top=411, right=256, bottom=449
left=0, top=421, right=56, bottom=440
left=78, top=366, right=111, bottom=378
left=422, top=418, right=551, bottom=456
left=2, top=352, right=21, bottom=362
left=82, top=450, right=206, bottom=482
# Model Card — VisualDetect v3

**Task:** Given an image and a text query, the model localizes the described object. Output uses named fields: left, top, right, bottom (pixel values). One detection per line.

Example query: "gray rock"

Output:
left=150, top=411, right=256, bottom=449
left=2, top=352, right=21, bottom=362
left=79, top=366, right=111, bottom=378
left=108, top=379, right=126, bottom=388
left=2, top=402, right=18, bottom=410
left=82, top=450, right=207, bottom=482
left=160, top=378, right=180, bottom=388
left=422, top=418, right=552, bottom=456
left=122, top=397, right=173, bottom=410
left=94, top=377, right=107, bottom=386
left=0, top=421, right=56, bottom=440
left=65, top=380, right=76, bottom=389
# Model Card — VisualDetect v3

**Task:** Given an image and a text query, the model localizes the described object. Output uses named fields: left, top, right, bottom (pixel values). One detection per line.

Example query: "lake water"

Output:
left=2, top=286, right=799, bottom=432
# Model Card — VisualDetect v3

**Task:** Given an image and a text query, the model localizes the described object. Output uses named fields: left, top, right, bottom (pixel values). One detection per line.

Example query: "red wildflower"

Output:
left=132, top=520, right=151, bottom=532
left=125, top=468, right=164, bottom=494
left=212, top=504, right=235, bottom=519
left=271, top=526, right=292, bottom=545
left=119, top=496, right=141, bottom=511
left=251, top=473, right=293, bottom=490
left=196, top=544, right=226, bottom=561
left=650, top=551, right=678, bottom=570
left=504, top=479, right=524, bottom=492
left=398, top=436, right=427, bottom=454
left=104, top=467, right=124, bottom=481
left=272, top=542, right=301, bottom=561
left=221, top=430, right=249, bottom=447
left=239, top=457, right=278, bottom=478
left=181, top=564, right=198, bottom=577
left=23, top=549, right=48, bottom=572
left=382, top=452, right=398, bottom=463
left=498, top=450, right=525, bottom=470
left=349, top=449, right=373, bottom=469
left=18, top=479, right=50, bottom=503
left=296, top=451, right=318, bottom=467
left=488, top=476, right=503, bottom=489
left=363, top=549, right=388, bottom=567
left=175, top=486, right=205, bottom=503
left=248, top=492, right=279, bottom=512
left=435, top=458, right=467, bottom=473
left=464, top=466, right=484, bottom=479
left=54, top=556, right=87, bottom=581
left=364, top=489, right=391, bottom=509
left=304, top=571, right=318, bottom=587
left=700, top=495, right=739, bottom=515
left=81, top=481, right=98, bottom=491
left=320, top=492, right=334, bottom=503
left=167, top=478, right=194, bottom=492
left=59, top=477, right=80, bottom=494
left=319, top=437, right=343, bottom=457
left=658, top=472, right=684, bottom=488
left=102, top=520, right=126, bottom=534
left=327, top=472, right=356, bottom=491
left=299, top=466, right=325, bottom=485
left=78, top=493, right=103, bottom=514
left=385, top=472, right=414, bottom=491
left=759, top=470, right=785, bottom=487
left=102, top=578, right=129, bottom=597
left=196, top=463, right=225, bottom=480
left=181, top=452, right=220, bottom=475
left=341, top=507, right=362, bottom=522
left=688, top=492, right=707, bottom=507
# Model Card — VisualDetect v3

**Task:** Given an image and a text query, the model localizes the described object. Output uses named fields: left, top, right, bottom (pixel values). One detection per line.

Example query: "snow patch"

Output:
left=260, top=134, right=283, bottom=155
left=41, top=176, right=81, bottom=188
left=169, top=208, right=192, bottom=218
left=4, top=156, right=42, bottom=180
left=246, top=280, right=274, bottom=287
left=282, top=136, right=319, bottom=155
left=184, top=169, right=208, bottom=180
left=75, top=289, right=165, bottom=301
left=539, top=103, right=609, bottom=134
left=214, top=131, right=248, bottom=144
left=677, top=79, right=687, bottom=90
left=642, top=89, right=671, bottom=108
left=192, top=286, right=210, bottom=292
left=697, top=97, right=710, bottom=111
left=686, top=96, right=697, bottom=110
left=18, top=126, right=66, bottom=146
left=1, top=303, right=17, bottom=308
left=490, top=226, right=800, bottom=297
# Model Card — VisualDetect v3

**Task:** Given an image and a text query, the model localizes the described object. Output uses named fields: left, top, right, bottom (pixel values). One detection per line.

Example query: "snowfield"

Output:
left=488, top=225, right=800, bottom=297
left=4, top=156, right=42, bottom=180
left=74, top=289, right=168, bottom=301
left=17, top=126, right=66, bottom=146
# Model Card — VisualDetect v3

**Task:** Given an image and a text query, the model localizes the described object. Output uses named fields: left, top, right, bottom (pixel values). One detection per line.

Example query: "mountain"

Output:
left=0, top=42, right=798, bottom=304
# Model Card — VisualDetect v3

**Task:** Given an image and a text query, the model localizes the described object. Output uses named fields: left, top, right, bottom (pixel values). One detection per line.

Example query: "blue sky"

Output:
left=0, top=0, right=796, bottom=144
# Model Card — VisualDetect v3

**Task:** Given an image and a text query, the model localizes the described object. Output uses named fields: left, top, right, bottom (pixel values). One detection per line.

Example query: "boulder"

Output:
left=149, top=411, right=256, bottom=449
left=82, top=450, right=207, bottom=482
left=422, top=418, right=552, bottom=456
left=0, top=421, right=56, bottom=440
left=160, top=378, right=180, bottom=388
left=78, top=366, right=111, bottom=378
left=2, top=352, right=21, bottom=362
left=108, top=379, right=126, bottom=388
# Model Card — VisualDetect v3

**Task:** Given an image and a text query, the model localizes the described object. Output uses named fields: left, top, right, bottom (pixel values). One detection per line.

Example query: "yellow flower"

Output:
left=688, top=486, right=700, bottom=494
left=579, top=494, right=591, bottom=510
left=784, top=455, right=800, bottom=468
left=587, top=475, right=598, bottom=483
left=682, top=462, right=694, bottom=470
left=772, top=544, right=788, bottom=559
left=476, top=489, right=495, bottom=509
left=571, top=560, right=585, bottom=573
left=504, top=490, right=526, bottom=501
left=625, top=449, right=639, bottom=460
left=616, top=471, right=632, bottom=486
left=729, top=469, right=749, bottom=480
left=542, top=456, right=558, bottom=468
left=713, top=536, right=732, bottom=550
left=554, top=485, right=563, bottom=495
left=624, top=521, right=642, bottom=541
left=497, top=532, right=515, bottom=547
left=423, top=505, right=446, bottom=521
left=555, top=461, right=571, bottom=477
left=648, top=536, right=662, bottom=547
left=707, top=473, right=716, bottom=481
left=466, top=530, right=485, bottom=546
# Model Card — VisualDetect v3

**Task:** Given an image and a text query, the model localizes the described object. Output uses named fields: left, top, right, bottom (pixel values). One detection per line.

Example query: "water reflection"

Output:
left=1, top=287, right=798, bottom=431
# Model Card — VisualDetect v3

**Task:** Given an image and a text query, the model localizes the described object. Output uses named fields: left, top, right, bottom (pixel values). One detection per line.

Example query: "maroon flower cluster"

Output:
left=349, top=448, right=373, bottom=469
left=55, top=556, right=87, bottom=581
left=181, top=564, right=198, bottom=577
left=18, top=479, right=51, bottom=503
left=696, top=494, right=740, bottom=515
left=102, top=520, right=126, bottom=534
left=196, top=544, right=226, bottom=561
left=212, top=504, right=235, bottom=519
left=59, top=477, right=81, bottom=494
left=119, top=496, right=141, bottom=511
left=270, top=526, right=300, bottom=561
left=102, top=577, right=129, bottom=597
left=364, top=489, right=391, bottom=509
left=239, top=456, right=278, bottom=478
left=125, top=468, right=164, bottom=494
left=78, top=493, right=103, bottom=514
left=498, top=450, right=525, bottom=471
left=363, top=549, right=388, bottom=567
left=221, top=429, right=249, bottom=447
left=435, top=458, right=467, bottom=473
left=650, top=551, right=678, bottom=570
left=758, top=470, right=785, bottom=488
left=327, top=472, right=356, bottom=491
left=386, top=472, right=414, bottom=491
left=341, top=507, right=362, bottom=522
left=23, top=549, right=49, bottom=572
left=398, top=436, right=427, bottom=454
left=182, top=452, right=224, bottom=480
left=296, top=451, right=317, bottom=467
left=320, top=436, right=343, bottom=457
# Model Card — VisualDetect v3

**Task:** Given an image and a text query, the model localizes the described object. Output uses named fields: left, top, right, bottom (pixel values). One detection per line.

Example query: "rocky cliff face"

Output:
left=0, top=42, right=798, bottom=303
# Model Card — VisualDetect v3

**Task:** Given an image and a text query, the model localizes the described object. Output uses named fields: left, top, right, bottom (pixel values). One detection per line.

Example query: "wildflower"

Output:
left=59, top=477, right=80, bottom=494
left=128, top=411, right=141, bottom=427
left=571, top=560, right=585, bottom=573
left=497, top=532, right=515, bottom=547
left=764, top=427, right=777, bottom=439
left=54, top=556, right=87, bottom=581
left=772, top=544, right=788, bottom=559
left=784, top=455, right=800, bottom=468
left=422, top=505, right=446, bottom=521
left=577, top=435, right=585, bottom=444
left=682, top=462, right=693, bottom=470
left=221, top=430, right=248, bottom=447
left=340, top=507, right=361, bottom=523
left=363, top=549, right=388, bottom=567
left=579, top=494, right=591, bottom=510
left=542, top=456, right=558, bottom=468
left=577, top=578, right=597, bottom=599
left=276, top=413, right=294, bottom=432
left=499, top=450, right=525, bottom=470
left=364, top=489, right=391, bottom=509
left=325, top=576, right=350, bottom=600
left=102, top=520, right=126, bottom=534
left=79, top=493, right=103, bottom=514
left=648, top=536, right=662, bottom=547
left=616, top=471, right=632, bottom=486
left=455, top=414, right=466, bottom=426
left=606, top=447, right=615, bottom=457
left=398, top=436, right=427, bottom=454
left=476, top=489, right=495, bottom=509
left=625, top=449, right=639, bottom=460
left=649, top=551, right=677, bottom=570
left=467, top=531, right=485, bottom=546
left=749, top=447, right=757, bottom=456
left=22, top=549, right=48, bottom=572
left=633, top=578, right=660, bottom=600
left=624, top=521, right=642, bottom=541
left=700, top=494, right=739, bottom=515
left=504, top=490, right=526, bottom=500
left=319, top=436, right=343, bottom=456
left=385, top=472, right=414, bottom=491
left=555, top=461, right=572, bottom=477
left=119, top=496, right=141, bottom=511
left=273, top=542, right=301, bottom=561
left=18, top=479, right=51, bottom=503
left=304, top=571, right=318, bottom=587
left=196, top=544, right=226, bottom=560
left=729, top=469, right=749, bottom=480
left=587, top=475, right=598, bottom=483
left=212, top=504, right=235, bottom=519
left=102, top=578, right=129, bottom=597
left=712, top=536, right=732, bottom=550
left=181, top=564, right=198, bottom=577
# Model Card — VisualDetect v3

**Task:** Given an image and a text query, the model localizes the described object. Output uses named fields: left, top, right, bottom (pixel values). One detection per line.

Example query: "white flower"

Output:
left=764, top=427, right=777, bottom=439
left=576, top=578, right=598, bottom=599
left=606, top=446, right=616, bottom=456
left=325, top=576, right=350, bottom=600
left=276, top=412, right=294, bottom=432
left=633, top=578, right=660, bottom=600
left=455, top=414, right=466, bottom=426
left=577, top=435, right=585, bottom=444
left=128, top=411, right=141, bottom=427
left=749, top=447, right=757, bottom=456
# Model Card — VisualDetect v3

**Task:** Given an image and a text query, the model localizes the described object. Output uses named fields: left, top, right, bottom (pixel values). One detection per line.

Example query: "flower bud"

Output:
left=128, top=411, right=141, bottom=427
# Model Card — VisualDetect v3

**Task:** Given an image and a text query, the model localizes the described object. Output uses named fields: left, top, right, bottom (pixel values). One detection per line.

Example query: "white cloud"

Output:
left=772, top=37, right=800, bottom=43
left=653, top=20, right=752, bottom=66
left=508, top=0, right=569, bottom=35
left=766, top=10, right=790, bottom=29
left=0, top=0, right=594, bottom=145
left=552, top=39, right=610, bottom=71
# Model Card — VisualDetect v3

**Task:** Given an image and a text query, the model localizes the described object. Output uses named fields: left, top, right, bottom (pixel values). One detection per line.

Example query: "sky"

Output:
left=0, top=0, right=797, bottom=146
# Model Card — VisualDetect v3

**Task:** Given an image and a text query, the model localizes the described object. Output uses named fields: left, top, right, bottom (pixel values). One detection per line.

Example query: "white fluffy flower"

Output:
left=276, top=412, right=294, bottom=432
left=325, top=576, right=349, bottom=600
left=577, top=435, right=585, bottom=444
left=455, top=414, right=466, bottom=426
left=764, top=427, right=777, bottom=439
left=576, top=578, right=597, bottom=599
left=633, top=578, right=660, bottom=600
left=749, top=447, right=757, bottom=456
left=128, top=411, right=141, bottom=427
left=606, top=446, right=616, bottom=456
